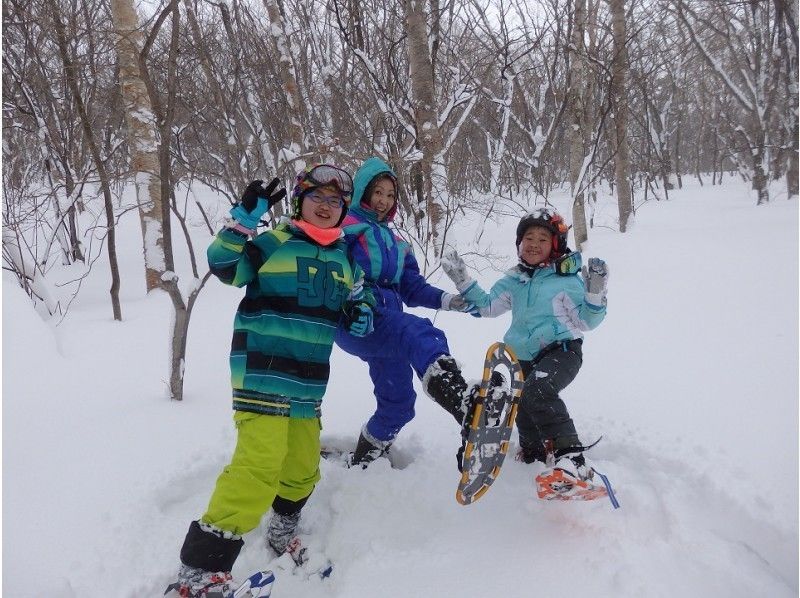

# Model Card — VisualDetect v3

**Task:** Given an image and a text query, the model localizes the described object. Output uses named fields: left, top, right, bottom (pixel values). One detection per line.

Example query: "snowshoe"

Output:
left=165, top=567, right=274, bottom=598
left=534, top=440, right=620, bottom=507
left=456, top=342, right=524, bottom=505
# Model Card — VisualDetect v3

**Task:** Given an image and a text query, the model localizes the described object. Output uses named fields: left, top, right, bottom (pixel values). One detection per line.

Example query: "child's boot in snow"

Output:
left=165, top=520, right=241, bottom=597
left=164, top=564, right=234, bottom=597
left=350, top=427, right=392, bottom=468
left=266, top=510, right=301, bottom=557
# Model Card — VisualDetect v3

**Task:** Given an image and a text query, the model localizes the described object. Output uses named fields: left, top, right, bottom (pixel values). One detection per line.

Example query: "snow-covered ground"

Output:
left=3, top=177, right=798, bottom=597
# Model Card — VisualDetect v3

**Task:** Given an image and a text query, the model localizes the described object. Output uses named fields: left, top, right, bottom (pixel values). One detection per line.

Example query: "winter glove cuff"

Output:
left=230, top=199, right=269, bottom=230
left=584, top=292, right=607, bottom=308
left=441, top=292, right=479, bottom=315
left=345, top=302, right=374, bottom=337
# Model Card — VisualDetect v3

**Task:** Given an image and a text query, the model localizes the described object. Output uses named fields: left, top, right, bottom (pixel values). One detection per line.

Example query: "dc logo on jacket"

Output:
left=297, top=257, right=348, bottom=311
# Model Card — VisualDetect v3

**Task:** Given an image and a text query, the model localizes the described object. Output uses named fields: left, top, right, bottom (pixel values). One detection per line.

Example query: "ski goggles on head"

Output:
left=300, top=164, right=353, bottom=195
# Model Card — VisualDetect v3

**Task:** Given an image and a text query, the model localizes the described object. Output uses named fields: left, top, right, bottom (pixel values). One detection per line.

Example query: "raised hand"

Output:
left=582, top=257, right=609, bottom=306
left=230, top=178, right=287, bottom=230
left=440, top=248, right=473, bottom=291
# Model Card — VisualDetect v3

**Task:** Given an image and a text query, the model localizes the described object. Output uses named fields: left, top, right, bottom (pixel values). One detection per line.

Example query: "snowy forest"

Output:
left=3, top=1, right=799, bottom=596
left=4, top=1, right=798, bottom=369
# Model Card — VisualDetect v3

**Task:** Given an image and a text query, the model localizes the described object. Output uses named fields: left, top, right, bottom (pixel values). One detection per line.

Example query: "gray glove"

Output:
left=582, top=257, right=609, bottom=306
left=440, top=292, right=478, bottom=314
left=440, top=248, right=474, bottom=291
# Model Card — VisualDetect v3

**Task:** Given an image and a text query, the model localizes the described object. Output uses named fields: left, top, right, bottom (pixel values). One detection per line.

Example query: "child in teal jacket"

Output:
left=167, top=165, right=374, bottom=597
left=441, top=208, right=608, bottom=479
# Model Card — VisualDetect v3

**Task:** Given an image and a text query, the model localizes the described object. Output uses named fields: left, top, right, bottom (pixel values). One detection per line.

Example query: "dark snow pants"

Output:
left=516, top=339, right=583, bottom=452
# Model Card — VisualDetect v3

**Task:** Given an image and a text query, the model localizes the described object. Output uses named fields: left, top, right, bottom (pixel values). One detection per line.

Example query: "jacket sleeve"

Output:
left=207, top=228, right=258, bottom=287
left=552, top=276, right=606, bottom=332
left=398, top=249, right=446, bottom=309
left=460, top=275, right=514, bottom=318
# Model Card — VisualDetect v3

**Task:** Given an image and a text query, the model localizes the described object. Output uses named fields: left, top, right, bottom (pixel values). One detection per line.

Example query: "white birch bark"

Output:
left=610, top=0, right=633, bottom=231
left=110, top=0, right=166, bottom=290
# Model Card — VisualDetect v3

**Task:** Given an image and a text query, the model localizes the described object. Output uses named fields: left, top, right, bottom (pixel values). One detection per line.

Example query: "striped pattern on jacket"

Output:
left=208, top=221, right=371, bottom=418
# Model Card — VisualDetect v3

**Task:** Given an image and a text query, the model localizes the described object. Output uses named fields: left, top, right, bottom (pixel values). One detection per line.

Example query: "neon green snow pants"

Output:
left=201, top=411, right=321, bottom=536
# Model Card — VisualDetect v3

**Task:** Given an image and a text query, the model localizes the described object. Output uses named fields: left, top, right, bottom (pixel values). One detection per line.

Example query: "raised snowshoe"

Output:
left=456, top=342, right=524, bottom=505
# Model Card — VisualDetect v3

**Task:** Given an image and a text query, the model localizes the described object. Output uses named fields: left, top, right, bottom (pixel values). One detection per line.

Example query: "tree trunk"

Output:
left=405, top=0, right=446, bottom=256
left=752, top=142, right=770, bottom=205
left=568, top=0, right=589, bottom=250
left=609, top=0, right=632, bottom=231
left=49, top=0, right=122, bottom=320
left=788, top=121, right=799, bottom=198
left=263, top=0, right=306, bottom=175
left=110, top=0, right=166, bottom=292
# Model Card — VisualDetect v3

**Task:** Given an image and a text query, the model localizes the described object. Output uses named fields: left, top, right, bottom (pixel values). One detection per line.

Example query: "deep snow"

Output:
left=2, top=177, right=798, bottom=597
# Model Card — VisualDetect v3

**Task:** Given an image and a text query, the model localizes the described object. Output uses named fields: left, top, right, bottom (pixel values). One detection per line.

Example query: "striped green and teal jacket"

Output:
left=208, top=221, right=372, bottom=418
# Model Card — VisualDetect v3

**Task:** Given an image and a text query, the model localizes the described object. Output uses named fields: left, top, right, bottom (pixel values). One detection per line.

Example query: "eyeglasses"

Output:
left=306, top=192, right=345, bottom=209
left=306, top=164, right=353, bottom=195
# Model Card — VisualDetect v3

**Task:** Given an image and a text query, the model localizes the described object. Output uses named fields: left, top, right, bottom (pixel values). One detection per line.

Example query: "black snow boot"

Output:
left=422, top=355, right=470, bottom=424
left=350, top=429, right=392, bottom=468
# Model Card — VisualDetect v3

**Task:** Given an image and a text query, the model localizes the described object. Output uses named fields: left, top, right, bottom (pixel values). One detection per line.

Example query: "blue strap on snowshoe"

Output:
left=591, top=468, right=620, bottom=509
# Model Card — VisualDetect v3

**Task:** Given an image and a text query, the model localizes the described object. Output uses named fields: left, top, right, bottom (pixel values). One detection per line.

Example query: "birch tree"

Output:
left=405, top=0, right=447, bottom=255
left=263, top=0, right=308, bottom=175
left=110, top=0, right=168, bottom=287
left=609, top=0, right=633, bottom=231
left=568, top=0, right=591, bottom=246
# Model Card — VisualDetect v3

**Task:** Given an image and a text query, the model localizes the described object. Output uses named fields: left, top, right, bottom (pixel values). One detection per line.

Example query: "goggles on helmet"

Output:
left=299, top=164, right=353, bottom=195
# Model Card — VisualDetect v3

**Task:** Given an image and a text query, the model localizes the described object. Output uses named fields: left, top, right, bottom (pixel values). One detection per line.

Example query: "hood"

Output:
left=351, top=157, right=398, bottom=222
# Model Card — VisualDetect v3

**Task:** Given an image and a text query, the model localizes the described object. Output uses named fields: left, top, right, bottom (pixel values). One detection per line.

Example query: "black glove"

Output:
left=230, top=178, right=287, bottom=229
left=242, top=178, right=286, bottom=211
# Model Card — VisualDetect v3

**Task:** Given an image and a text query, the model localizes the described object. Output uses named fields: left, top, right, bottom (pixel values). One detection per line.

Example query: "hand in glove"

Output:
left=230, top=178, right=287, bottom=230
left=440, top=292, right=479, bottom=316
left=345, top=302, right=374, bottom=337
left=582, top=257, right=609, bottom=307
left=440, top=248, right=474, bottom=292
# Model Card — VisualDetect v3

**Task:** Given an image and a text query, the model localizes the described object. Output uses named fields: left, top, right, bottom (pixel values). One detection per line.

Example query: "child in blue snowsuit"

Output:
left=441, top=208, right=609, bottom=478
left=334, top=156, right=479, bottom=466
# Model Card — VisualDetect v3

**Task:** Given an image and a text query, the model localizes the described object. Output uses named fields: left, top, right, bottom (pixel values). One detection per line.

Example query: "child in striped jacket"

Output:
left=167, top=165, right=374, bottom=597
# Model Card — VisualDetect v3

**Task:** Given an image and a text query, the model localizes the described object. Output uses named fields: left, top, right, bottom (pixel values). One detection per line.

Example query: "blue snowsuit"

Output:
left=334, top=157, right=450, bottom=443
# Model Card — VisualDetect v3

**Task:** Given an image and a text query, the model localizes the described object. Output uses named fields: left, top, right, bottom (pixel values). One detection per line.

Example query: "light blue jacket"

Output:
left=461, top=253, right=606, bottom=361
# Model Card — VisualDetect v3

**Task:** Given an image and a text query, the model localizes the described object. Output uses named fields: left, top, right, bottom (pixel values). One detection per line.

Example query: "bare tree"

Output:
left=609, top=0, right=633, bottom=231
left=405, top=0, right=447, bottom=254
left=47, top=0, right=123, bottom=319
left=676, top=0, right=782, bottom=205
left=110, top=0, right=168, bottom=287
left=568, top=0, right=591, bottom=247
